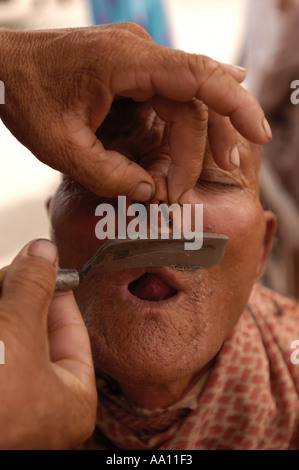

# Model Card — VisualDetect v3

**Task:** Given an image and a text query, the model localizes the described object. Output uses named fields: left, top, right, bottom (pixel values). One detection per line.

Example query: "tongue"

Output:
left=128, top=273, right=177, bottom=301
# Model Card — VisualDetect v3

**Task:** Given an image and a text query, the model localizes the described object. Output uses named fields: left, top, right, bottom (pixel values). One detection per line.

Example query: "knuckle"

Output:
left=188, top=54, right=224, bottom=86
left=200, top=54, right=221, bottom=77
left=116, top=21, right=153, bottom=41
left=188, top=97, right=207, bottom=116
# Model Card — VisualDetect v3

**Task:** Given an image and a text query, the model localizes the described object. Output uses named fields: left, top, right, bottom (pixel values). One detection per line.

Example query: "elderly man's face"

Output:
left=50, top=100, right=275, bottom=400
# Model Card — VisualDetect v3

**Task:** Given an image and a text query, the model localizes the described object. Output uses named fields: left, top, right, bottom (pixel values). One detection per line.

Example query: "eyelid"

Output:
left=197, top=167, right=242, bottom=187
left=197, top=178, right=237, bottom=188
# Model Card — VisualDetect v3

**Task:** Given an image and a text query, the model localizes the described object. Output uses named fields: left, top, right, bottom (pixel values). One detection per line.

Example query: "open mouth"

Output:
left=128, top=272, right=178, bottom=301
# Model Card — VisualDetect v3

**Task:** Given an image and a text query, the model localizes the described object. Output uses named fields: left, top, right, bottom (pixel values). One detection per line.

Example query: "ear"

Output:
left=45, top=196, right=56, bottom=244
left=45, top=196, right=53, bottom=215
left=255, top=211, right=277, bottom=282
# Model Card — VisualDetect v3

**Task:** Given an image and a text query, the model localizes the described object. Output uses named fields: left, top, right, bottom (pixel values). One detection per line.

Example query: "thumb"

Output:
left=1, top=239, right=58, bottom=330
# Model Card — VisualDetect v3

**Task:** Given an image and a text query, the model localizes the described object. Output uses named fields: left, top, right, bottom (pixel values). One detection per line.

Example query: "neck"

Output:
left=120, top=375, right=194, bottom=411
left=118, top=359, right=215, bottom=411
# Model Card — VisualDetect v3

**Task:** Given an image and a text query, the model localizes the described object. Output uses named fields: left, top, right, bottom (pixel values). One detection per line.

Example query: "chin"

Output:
left=75, top=262, right=249, bottom=387
left=74, top=266, right=231, bottom=386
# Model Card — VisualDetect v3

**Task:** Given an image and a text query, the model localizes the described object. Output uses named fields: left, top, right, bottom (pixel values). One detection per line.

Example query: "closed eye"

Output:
left=197, top=179, right=240, bottom=191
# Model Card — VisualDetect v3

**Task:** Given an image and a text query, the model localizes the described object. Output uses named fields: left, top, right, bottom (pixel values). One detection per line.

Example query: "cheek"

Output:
left=201, top=197, right=265, bottom=332
left=180, top=188, right=264, bottom=269
left=204, top=201, right=263, bottom=254
left=203, top=199, right=265, bottom=270
left=180, top=187, right=266, bottom=322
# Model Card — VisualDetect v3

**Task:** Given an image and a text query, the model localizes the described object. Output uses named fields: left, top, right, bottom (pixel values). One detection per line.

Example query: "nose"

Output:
left=146, top=171, right=172, bottom=228
left=128, top=156, right=175, bottom=230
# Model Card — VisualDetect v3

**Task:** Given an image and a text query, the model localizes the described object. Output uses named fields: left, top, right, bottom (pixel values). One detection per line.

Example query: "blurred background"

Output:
left=1, top=0, right=299, bottom=299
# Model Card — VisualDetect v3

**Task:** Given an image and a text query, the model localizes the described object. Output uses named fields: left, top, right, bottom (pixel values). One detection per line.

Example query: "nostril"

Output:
left=159, top=201, right=172, bottom=227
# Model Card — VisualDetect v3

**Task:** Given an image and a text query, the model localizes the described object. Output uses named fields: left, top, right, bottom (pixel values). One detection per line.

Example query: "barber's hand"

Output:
left=0, top=23, right=271, bottom=203
left=0, top=239, right=97, bottom=449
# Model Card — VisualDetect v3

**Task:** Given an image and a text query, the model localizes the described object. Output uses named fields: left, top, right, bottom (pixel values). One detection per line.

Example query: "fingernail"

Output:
left=28, top=239, right=57, bottom=266
left=233, top=65, right=247, bottom=73
left=229, top=146, right=240, bottom=167
left=263, top=117, right=272, bottom=140
left=133, top=182, right=154, bottom=202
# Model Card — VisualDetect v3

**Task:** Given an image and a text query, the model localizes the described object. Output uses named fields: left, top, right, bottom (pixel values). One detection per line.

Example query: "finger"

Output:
left=58, top=129, right=155, bottom=201
left=151, top=96, right=208, bottom=204
left=0, top=239, right=57, bottom=333
left=47, top=289, right=95, bottom=387
left=208, top=110, right=240, bottom=170
left=109, top=44, right=271, bottom=144
left=218, top=62, right=246, bottom=83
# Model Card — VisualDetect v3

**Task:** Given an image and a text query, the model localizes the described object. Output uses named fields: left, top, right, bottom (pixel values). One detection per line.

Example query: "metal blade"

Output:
left=79, top=233, right=229, bottom=280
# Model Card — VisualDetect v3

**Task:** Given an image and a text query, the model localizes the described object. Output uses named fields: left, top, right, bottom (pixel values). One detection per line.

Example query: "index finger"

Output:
left=151, top=96, right=208, bottom=204
left=110, top=43, right=271, bottom=144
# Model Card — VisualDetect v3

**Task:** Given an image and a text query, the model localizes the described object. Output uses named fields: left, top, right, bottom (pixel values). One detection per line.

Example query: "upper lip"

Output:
left=124, top=266, right=185, bottom=292
left=85, top=264, right=189, bottom=294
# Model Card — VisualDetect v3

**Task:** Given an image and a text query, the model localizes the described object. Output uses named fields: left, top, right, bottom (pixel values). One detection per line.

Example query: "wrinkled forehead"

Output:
left=96, top=98, right=261, bottom=188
